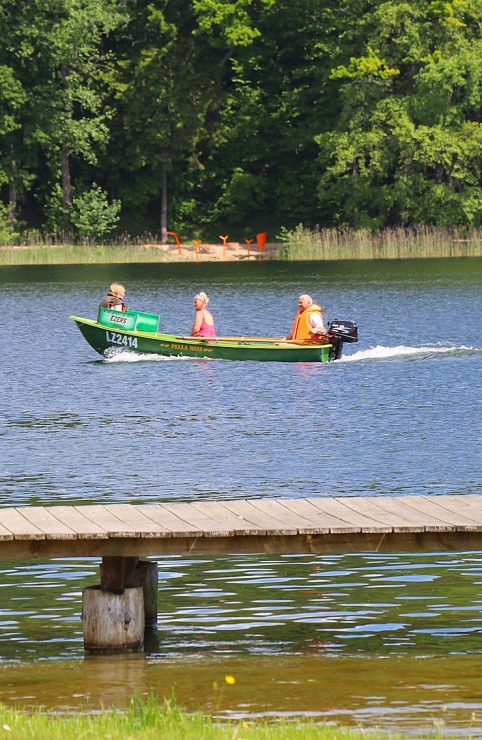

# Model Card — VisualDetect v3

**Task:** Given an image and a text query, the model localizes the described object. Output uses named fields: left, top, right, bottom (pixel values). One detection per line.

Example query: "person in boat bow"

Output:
left=191, top=291, right=216, bottom=338
left=99, top=282, right=127, bottom=312
left=286, top=294, right=327, bottom=341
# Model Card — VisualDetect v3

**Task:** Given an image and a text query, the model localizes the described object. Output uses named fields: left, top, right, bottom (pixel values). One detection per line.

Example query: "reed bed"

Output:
left=1, top=226, right=482, bottom=265
left=0, top=696, right=419, bottom=739
left=0, top=244, right=176, bottom=265
left=280, top=225, right=482, bottom=260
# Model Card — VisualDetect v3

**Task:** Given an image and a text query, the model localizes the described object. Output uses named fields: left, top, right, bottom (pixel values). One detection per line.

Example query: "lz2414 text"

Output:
left=105, top=330, right=138, bottom=348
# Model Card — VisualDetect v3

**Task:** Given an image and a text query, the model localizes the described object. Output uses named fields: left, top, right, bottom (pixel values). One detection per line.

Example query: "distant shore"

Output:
left=0, top=241, right=280, bottom=265
left=1, top=226, right=482, bottom=265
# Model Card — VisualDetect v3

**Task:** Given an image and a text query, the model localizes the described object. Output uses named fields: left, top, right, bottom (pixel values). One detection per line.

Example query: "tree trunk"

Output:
left=61, top=142, right=71, bottom=240
left=160, top=162, right=167, bottom=243
left=60, top=64, right=72, bottom=241
left=8, top=157, right=17, bottom=229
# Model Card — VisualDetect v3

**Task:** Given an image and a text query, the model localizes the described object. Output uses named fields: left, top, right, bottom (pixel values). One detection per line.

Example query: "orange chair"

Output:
left=256, top=232, right=268, bottom=251
left=167, top=231, right=182, bottom=256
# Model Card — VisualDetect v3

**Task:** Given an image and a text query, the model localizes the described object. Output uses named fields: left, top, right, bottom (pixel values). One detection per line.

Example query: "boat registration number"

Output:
left=105, top=330, right=138, bottom=348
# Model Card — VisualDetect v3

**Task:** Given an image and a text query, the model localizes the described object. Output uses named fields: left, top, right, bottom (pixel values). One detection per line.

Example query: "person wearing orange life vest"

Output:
left=286, top=294, right=327, bottom=341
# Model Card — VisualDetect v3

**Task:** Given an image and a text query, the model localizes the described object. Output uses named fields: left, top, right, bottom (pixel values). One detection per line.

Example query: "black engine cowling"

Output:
left=328, top=319, right=358, bottom=343
left=327, top=319, right=358, bottom=360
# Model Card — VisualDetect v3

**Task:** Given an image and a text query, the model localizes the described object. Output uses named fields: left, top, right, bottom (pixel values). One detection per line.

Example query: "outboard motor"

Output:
left=327, top=319, right=358, bottom=361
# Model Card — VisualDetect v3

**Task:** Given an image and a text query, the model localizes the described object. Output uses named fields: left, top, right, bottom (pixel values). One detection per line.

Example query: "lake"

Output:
left=0, top=257, right=481, bottom=734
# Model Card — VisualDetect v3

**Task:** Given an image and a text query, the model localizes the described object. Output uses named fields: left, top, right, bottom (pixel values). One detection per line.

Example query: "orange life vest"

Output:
left=290, top=304, right=323, bottom=340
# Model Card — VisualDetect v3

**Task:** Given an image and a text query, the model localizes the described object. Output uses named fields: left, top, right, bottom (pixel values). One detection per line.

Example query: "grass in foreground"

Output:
left=0, top=696, right=431, bottom=740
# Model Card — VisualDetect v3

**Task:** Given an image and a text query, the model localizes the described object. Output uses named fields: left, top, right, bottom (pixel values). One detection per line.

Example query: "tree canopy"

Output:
left=2, top=0, right=482, bottom=242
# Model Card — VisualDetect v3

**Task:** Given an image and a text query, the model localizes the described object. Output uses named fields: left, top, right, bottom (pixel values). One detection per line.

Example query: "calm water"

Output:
left=1, top=258, right=481, bottom=734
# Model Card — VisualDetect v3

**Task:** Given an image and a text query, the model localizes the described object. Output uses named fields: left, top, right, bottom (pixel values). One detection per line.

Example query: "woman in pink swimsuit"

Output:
left=191, top=291, right=216, bottom=338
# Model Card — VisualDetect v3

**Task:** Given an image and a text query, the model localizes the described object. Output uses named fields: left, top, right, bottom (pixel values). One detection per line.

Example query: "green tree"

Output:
left=71, top=183, right=121, bottom=241
left=107, top=0, right=277, bottom=240
left=2, top=0, right=127, bottom=237
left=185, top=0, right=361, bottom=234
left=317, top=0, right=482, bottom=227
left=0, top=2, right=36, bottom=233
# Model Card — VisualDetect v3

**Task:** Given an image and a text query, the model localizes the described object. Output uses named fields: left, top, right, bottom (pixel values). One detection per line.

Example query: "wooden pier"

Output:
left=1, top=495, right=481, bottom=651
left=2, top=495, right=482, bottom=559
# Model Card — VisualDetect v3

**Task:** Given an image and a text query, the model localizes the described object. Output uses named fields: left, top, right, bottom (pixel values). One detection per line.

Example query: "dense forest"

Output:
left=2, top=0, right=482, bottom=243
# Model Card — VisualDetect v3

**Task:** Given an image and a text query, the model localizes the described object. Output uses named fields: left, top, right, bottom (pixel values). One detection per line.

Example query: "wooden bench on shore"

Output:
left=1, top=494, right=481, bottom=651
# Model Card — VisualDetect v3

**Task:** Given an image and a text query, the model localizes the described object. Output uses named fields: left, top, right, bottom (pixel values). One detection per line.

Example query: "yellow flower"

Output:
left=225, top=675, right=236, bottom=685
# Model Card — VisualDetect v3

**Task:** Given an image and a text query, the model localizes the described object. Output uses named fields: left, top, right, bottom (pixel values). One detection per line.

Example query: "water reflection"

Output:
left=1, top=552, right=482, bottom=663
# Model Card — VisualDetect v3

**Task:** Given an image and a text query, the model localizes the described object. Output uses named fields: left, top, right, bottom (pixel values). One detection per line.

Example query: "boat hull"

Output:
left=70, top=316, right=334, bottom=362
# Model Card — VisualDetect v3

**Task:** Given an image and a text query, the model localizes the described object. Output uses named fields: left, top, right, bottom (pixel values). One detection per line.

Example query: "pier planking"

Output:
left=0, top=494, right=481, bottom=560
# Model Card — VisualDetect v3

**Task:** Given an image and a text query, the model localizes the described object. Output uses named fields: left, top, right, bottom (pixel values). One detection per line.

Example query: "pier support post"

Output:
left=82, top=585, right=144, bottom=651
left=137, top=560, right=159, bottom=628
left=81, top=556, right=158, bottom=651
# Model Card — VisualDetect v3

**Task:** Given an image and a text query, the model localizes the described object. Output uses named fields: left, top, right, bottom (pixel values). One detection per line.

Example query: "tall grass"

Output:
left=279, top=225, right=482, bottom=260
left=0, top=696, right=423, bottom=739
left=2, top=226, right=482, bottom=265
left=0, top=244, right=176, bottom=266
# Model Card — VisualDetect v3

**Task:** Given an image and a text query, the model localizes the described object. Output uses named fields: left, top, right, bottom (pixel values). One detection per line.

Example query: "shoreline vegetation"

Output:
left=1, top=227, right=482, bottom=266
left=0, top=697, right=423, bottom=739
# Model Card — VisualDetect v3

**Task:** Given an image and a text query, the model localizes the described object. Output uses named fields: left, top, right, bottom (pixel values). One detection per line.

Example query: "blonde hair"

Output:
left=109, top=282, right=126, bottom=298
left=194, top=291, right=209, bottom=305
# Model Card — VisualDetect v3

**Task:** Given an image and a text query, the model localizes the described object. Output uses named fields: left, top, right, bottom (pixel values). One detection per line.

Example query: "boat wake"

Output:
left=102, top=349, right=198, bottom=363
left=339, top=344, right=478, bottom=363
left=100, top=344, right=478, bottom=364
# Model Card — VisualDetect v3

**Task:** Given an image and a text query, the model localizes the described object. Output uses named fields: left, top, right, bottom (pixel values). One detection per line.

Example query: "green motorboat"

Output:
left=70, top=308, right=358, bottom=363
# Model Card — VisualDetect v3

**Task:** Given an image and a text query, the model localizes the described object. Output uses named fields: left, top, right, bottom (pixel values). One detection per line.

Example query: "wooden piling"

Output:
left=81, top=556, right=158, bottom=651
left=137, top=560, right=158, bottom=628
left=82, top=585, right=144, bottom=651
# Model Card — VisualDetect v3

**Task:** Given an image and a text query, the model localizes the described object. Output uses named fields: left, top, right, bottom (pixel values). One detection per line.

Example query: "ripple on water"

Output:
left=1, top=259, right=481, bottom=732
